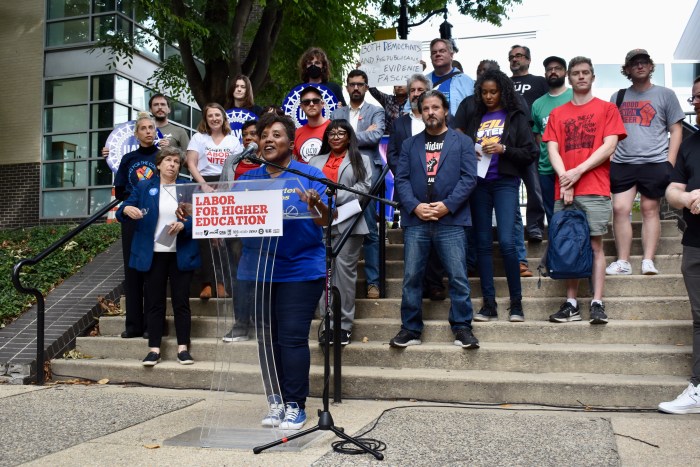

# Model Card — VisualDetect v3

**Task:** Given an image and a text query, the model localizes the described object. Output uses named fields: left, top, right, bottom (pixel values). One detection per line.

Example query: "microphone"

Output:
left=231, top=142, right=259, bottom=164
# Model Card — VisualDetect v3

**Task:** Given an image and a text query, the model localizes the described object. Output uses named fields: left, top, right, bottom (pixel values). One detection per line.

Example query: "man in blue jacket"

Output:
left=390, top=90, right=479, bottom=349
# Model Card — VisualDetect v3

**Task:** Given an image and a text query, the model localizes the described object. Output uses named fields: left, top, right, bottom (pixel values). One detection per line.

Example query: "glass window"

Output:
left=135, top=27, right=161, bottom=60
left=652, top=64, right=665, bottom=86
left=43, top=161, right=89, bottom=189
left=91, top=103, right=114, bottom=129
left=164, top=44, right=180, bottom=60
left=42, top=190, right=87, bottom=217
left=89, top=188, right=113, bottom=214
left=45, top=105, right=89, bottom=133
left=92, top=14, right=115, bottom=40
left=45, top=78, right=88, bottom=106
left=114, top=103, right=130, bottom=125
left=90, top=160, right=113, bottom=186
left=48, top=0, right=90, bottom=19
left=170, top=100, right=192, bottom=127
left=47, top=19, right=90, bottom=46
left=92, top=0, right=116, bottom=14
left=92, top=75, right=115, bottom=101
left=118, top=0, right=134, bottom=16
left=132, top=82, right=148, bottom=110
left=91, top=130, right=112, bottom=157
left=192, top=108, right=202, bottom=129
left=115, top=75, right=130, bottom=103
left=44, top=134, right=89, bottom=160
left=672, top=63, right=700, bottom=88
left=591, top=64, right=628, bottom=89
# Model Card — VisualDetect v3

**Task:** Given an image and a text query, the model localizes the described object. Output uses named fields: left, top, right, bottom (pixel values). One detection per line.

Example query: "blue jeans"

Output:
left=514, top=209, right=527, bottom=264
left=363, top=162, right=382, bottom=286
left=246, top=278, right=324, bottom=409
left=472, top=177, right=522, bottom=301
left=539, top=172, right=556, bottom=225
left=400, top=224, right=474, bottom=333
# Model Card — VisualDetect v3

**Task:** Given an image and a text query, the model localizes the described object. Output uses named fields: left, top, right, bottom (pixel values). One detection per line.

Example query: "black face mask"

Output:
left=307, top=64, right=322, bottom=80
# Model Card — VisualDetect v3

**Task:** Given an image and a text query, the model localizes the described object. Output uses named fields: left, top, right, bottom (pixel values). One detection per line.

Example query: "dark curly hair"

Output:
left=317, top=119, right=367, bottom=182
left=474, top=69, right=520, bottom=116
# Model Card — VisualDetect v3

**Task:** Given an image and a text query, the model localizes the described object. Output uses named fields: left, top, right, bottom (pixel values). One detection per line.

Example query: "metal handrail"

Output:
left=12, top=198, right=121, bottom=385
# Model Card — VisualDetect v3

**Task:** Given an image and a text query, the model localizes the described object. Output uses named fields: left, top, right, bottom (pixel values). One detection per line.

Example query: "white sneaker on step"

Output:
left=641, top=259, right=659, bottom=275
left=605, top=260, right=632, bottom=275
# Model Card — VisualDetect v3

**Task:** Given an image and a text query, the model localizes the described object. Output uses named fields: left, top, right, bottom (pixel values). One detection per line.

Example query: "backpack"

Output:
left=543, top=207, right=593, bottom=280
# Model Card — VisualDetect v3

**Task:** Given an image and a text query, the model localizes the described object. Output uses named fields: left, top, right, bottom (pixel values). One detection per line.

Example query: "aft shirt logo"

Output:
left=563, top=114, right=596, bottom=151
left=619, top=100, right=656, bottom=127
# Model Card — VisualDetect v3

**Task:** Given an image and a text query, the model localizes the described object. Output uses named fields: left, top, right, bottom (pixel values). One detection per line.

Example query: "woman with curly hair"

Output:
left=296, top=47, right=347, bottom=107
left=463, top=69, right=538, bottom=323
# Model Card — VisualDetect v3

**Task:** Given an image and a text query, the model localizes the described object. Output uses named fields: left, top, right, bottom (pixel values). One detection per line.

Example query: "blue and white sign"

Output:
left=282, top=83, right=340, bottom=128
left=106, top=121, right=165, bottom=173
left=226, top=108, right=258, bottom=144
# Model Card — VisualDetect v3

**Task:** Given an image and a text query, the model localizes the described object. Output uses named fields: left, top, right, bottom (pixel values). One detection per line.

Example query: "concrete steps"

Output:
left=50, top=359, right=688, bottom=408
left=50, top=220, right=693, bottom=408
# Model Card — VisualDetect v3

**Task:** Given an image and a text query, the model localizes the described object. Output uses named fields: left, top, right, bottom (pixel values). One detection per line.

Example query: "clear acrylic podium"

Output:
left=162, top=178, right=324, bottom=450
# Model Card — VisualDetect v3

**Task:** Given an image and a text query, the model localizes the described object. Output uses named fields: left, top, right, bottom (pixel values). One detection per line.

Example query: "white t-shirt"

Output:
left=153, top=185, right=179, bottom=253
left=187, top=132, right=243, bottom=176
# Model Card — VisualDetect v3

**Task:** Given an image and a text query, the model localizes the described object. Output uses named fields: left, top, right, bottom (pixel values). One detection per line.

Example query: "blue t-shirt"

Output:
left=236, top=160, right=328, bottom=282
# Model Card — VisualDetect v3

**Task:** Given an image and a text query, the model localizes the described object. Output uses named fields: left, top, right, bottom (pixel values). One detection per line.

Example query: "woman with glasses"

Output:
left=309, top=120, right=372, bottom=345
left=116, top=146, right=200, bottom=366
left=463, top=69, right=538, bottom=323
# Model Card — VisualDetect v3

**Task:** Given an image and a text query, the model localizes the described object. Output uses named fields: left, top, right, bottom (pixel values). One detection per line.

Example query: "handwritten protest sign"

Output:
left=192, top=189, right=283, bottom=238
left=359, top=40, right=422, bottom=87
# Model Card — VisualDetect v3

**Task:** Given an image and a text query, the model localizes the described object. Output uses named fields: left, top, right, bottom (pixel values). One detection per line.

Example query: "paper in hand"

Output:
left=155, top=225, right=177, bottom=247
left=475, top=144, right=492, bottom=178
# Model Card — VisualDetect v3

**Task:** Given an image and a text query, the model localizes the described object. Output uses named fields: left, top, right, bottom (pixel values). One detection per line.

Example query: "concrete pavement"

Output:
left=1, top=383, right=699, bottom=466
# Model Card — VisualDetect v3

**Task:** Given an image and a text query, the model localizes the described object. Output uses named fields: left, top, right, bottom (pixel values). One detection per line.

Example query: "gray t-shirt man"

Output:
left=611, top=85, right=685, bottom=164
left=158, top=122, right=190, bottom=150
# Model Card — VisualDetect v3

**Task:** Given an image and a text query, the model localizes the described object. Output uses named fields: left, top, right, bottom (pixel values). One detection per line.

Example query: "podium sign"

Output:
left=192, top=190, right=284, bottom=239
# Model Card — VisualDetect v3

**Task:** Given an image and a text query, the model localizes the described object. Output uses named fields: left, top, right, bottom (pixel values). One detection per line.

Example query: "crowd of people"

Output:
left=110, top=41, right=700, bottom=430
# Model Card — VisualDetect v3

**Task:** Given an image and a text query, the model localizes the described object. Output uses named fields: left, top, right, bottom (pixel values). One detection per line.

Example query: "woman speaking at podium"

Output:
left=236, top=113, right=331, bottom=430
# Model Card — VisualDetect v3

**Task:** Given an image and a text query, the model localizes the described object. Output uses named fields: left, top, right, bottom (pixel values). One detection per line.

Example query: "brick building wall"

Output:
left=0, top=163, right=41, bottom=228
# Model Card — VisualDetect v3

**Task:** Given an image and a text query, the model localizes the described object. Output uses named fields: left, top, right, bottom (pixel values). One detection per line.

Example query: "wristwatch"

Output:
left=502, top=144, right=507, bottom=154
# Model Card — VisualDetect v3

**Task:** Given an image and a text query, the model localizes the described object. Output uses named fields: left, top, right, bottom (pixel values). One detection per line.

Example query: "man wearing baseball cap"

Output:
left=531, top=56, right=574, bottom=224
left=606, top=49, right=685, bottom=276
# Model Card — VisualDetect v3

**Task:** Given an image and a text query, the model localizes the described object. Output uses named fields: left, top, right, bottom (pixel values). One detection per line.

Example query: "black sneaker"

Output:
left=589, top=302, right=609, bottom=325
left=340, top=330, right=351, bottom=346
left=389, top=329, right=421, bottom=348
left=549, top=301, right=581, bottom=323
left=318, top=330, right=333, bottom=346
left=177, top=350, right=194, bottom=365
left=474, top=298, right=498, bottom=322
left=142, top=351, right=160, bottom=366
left=508, top=299, right=525, bottom=322
left=223, top=324, right=249, bottom=342
left=454, top=328, right=479, bottom=349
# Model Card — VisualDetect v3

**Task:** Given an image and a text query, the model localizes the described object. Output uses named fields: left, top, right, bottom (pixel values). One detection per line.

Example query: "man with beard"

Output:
left=605, top=49, right=685, bottom=276
left=532, top=56, right=573, bottom=223
left=390, top=90, right=478, bottom=348
left=293, top=86, right=330, bottom=162
left=331, top=69, right=385, bottom=299
left=544, top=56, right=626, bottom=325
left=387, top=74, right=431, bottom=175
left=509, top=45, right=548, bottom=248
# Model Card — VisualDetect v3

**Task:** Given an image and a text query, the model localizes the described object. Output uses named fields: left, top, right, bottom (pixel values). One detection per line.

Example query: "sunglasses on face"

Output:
left=301, top=98, right=323, bottom=106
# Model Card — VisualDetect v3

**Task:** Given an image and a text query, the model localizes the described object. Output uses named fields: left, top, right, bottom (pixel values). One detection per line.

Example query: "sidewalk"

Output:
left=1, top=383, right=698, bottom=466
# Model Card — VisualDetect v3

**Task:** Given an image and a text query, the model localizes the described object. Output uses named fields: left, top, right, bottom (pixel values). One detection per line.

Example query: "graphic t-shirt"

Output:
left=425, top=131, right=446, bottom=200
left=187, top=132, right=244, bottom=176
left=158, top=122, right=190, bottom=150
left=611, top=85, right=685, bottom=164
left=476, top=109, right=507, bottom=181
left=294, top=120, right=331, bottom=162
left=543, top=97, right=627, bottom=196
left=511, top=74, right=548, bottom=110
left=113, top=145, right=159, bottom=200
left=532, top=89, right=574, bottom=175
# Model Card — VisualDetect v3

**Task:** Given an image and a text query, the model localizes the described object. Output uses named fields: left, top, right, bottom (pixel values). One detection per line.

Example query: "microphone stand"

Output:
left=249, top=154, right=392, bottom=460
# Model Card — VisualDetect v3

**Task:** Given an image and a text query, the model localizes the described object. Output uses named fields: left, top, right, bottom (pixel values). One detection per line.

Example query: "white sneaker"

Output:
left=605, top=260, right=632, bottom=275
left=658, top=382, right=700, bottom=414
left=261, top=395, right=285, bottom=427
left=641, top=259, right=659, bottom=275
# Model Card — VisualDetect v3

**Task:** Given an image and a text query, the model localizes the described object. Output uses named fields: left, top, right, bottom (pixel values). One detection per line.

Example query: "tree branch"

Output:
left=172, top=0, right=205, bottom=106
left=244, top=2, right=284, bottom=90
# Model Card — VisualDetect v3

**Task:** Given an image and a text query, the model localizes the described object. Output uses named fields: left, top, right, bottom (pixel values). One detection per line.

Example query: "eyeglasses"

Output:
left=508, top=53, right=528, bottom=61
left=687, top=94, right=700, bottom=104
left=347, top=82, right=366, bottom=89
left=300, top=98, right=322, bottom=106
left=629, top=59, right=650, bottom=67
left=328, top=131, right=348, bottom=139
left=545, top=65, right=565, bottom=73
